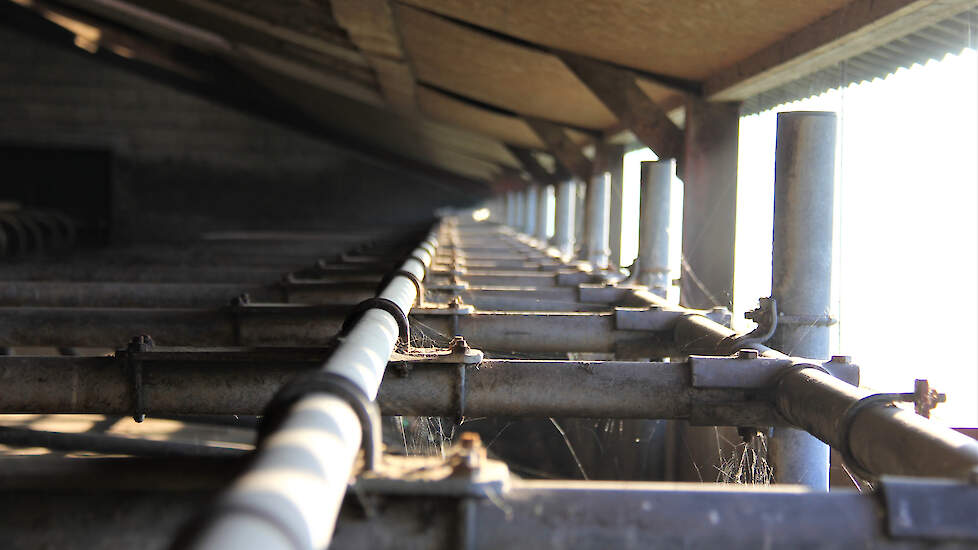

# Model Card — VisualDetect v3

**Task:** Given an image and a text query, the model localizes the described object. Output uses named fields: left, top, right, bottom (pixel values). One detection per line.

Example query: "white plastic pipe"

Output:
left=188, top=230, right=437, bottom=550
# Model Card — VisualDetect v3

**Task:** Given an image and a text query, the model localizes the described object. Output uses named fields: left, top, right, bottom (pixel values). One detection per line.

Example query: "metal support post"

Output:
left=513, top=191, right=524, bottom=231
left=505, top=192, right=517, bottom=228
left=767, top=111, right=837, bottom=491
left=553, top=180, right=576, bottom=258
left=586, top=173, right=611, bottom=269
left=523, top=186, right=538, bottom=236
left=535, top=185, right=551, bottom=242
left=605, top=144, right=626, bottom=268
left=574, top=181, right=587, bottom=256
left=637, top=160, right=673, bottom=296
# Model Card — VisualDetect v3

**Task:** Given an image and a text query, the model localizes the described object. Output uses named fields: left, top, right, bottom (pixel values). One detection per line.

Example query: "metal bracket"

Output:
left=880, top=476, right=978, bottom=540
left=352, top=433, right=510, bottom=499
left=388, top=337, right=484, bottom=366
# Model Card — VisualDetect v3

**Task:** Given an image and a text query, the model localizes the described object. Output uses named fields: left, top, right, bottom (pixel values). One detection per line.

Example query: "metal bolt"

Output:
left=737, top=349, right=759, bottom=360
left=449, top=336, right=470, bottom=353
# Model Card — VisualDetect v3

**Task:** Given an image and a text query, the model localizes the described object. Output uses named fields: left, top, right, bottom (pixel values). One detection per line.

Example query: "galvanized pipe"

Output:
left=505, top=192, right=517, bottom=228
left=586, top=172, right=611, bottom=269
left=535, top=185, right=551, bottom=242
left=606, top=144, right=625, bottom=268
left=0, top=356, right=772, bottom=425
left=636, top=160, right=673, bottom=295
left=523, top=186, right=538, bottom=236
left=513, top=190, right=525, bottom=232
left=187, top=227, right=438, bottom=550
left=669, top=312, right=978, bottom=481
left=553, top=180, right=577, bottom=258
left=767, top=111, right=837, bottom=490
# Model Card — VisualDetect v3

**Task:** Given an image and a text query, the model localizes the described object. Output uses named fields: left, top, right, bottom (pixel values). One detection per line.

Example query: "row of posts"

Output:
left=493, top=111, right=838, bottom=491
left=500, top=159, right=674, bottom=296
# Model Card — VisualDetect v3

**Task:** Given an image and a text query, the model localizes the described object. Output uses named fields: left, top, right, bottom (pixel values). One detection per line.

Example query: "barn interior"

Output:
left=1, top=0, right=977, bottom=548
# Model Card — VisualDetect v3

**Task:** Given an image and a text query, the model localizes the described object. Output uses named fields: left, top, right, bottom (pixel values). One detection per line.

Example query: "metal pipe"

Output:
left=553, top=180, right=576, bottom=258
left=0, top=356, right=772, bottom=424
left=535, top=185, right=551, bottom=242
left=0, top=281, right=274, bottom=307
left=637, top=160, right=673, bottom=295
left=606, top=144, right=625, bottom=268
left=505, top=192, right=517, bottom=228
left=586, top=172, right=611, bottom=269
left=513, top=190, right=524, bottom=232
left=767, top=111, right=837, bottom=490
left=669, top=312, right=978, bottom=480
left=0, top=426, right=247, bottom=458
left=187, top=227, right=438, bottom=550
left=523, top=186, right=538, bottom=236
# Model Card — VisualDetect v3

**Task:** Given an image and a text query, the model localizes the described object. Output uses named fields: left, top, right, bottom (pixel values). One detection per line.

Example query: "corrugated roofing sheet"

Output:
left=742, top=7, right=978, bottom=115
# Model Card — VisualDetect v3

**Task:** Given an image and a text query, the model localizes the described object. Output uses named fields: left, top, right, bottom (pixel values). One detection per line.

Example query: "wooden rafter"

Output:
left=524, top=118, right=594, bottom=182
left=560, top=52, right=685, bottom=163
left=55, top=0, right=386, bottom=105
left=332, top=0, right=419, bottom=114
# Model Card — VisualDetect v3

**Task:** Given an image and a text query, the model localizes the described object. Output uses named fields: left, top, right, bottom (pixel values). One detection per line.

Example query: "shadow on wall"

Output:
left=111, top=156, right=479, bottom=243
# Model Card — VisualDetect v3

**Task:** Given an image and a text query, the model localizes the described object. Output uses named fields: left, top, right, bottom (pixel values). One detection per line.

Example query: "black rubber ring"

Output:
left=834, top=393, right=898, bottom=481
left=375, top=269, right=424, bottom=303
left=258, top=371, right=382, bottom=472
left=340, top=297, right=410, bottom=345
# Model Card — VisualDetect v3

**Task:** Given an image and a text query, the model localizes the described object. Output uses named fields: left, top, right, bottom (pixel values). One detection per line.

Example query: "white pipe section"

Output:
left=586, top=173, right=611, bottom=269
left=188, top=230, right=437, bottom=550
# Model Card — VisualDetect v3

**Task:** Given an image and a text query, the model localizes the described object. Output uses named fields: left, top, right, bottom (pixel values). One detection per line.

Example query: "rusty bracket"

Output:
left=352, top=434, right=510, bottom=500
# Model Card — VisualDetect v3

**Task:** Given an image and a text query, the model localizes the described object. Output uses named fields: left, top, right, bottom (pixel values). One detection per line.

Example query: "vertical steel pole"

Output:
left=637, top=160, right=673, bottom=296
left=505, top=192, right=516, bottom=228
left=606, top=145, right=626, bottom=268
left=767, top=111, right=837, bottom=491
left=586, top=172, right=611, bottom=269
left=536, top=185, right=551, bottom=242
left=553, top=180, right=576, bottom=258
left=513, top=190, right=524, bottom=231
left=523, top=186, right=538, bottom=236
left=574, top=182, right=587, bottom=256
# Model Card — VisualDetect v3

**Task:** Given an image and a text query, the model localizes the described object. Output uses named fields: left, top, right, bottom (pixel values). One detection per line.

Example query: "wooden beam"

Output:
left=506, top=146, right=559, bottom=186
left=55, top=0, right=386, bottom=105
left=332, top=0, right=418, bottom=114
left=705, top=0, right=977, bottom=101
left=524, top=118, right=593, bottom=182
left=559, top=52, right=684, bottom=163
left=129, top=0, right=369, bottom=68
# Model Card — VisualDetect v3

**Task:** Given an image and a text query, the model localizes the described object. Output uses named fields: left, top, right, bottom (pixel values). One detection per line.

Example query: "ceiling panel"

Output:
left=417, top=87, right=546, bottom=149
left=396, top=3, right=617, bottom=130
left=397, top=0, right=853, bottom=80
